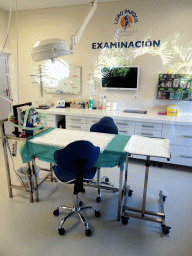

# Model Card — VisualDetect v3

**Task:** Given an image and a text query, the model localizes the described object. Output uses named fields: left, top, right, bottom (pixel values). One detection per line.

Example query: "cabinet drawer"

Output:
left=87, top=118, right=101, bottom=130
left=66, top=116, right=87, bottom=123
left=87, top=117, right=101, bottom=124
left=118, top=127, right=135, bottom=136
left=135, top=128, right=162, bottom=138
left=159, top=144, right=192, bottom=166
left=66, top=122, right=87, bottom=131
left=135, top=122, right=162, bottom=130
left=114, top=120, right=135, bottom=128
left=162, top=124, right=192, bottom=146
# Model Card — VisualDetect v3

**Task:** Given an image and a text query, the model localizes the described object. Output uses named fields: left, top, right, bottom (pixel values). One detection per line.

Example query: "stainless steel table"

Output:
left=1, top=119, right=55, bottom=203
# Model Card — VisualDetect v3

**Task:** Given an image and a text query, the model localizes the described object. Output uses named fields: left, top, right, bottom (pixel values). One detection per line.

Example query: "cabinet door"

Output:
left=159, top=144, right=192, bottom=166
left=162, top=124, right=192, bottom=146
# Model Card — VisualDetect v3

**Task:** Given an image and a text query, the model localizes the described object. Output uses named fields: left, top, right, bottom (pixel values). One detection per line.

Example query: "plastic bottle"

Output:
left=89, top=97, right=93, bottom=109
left=102, top=96, right=106, bottom=110
left=98, top=95, right=102, bottom=110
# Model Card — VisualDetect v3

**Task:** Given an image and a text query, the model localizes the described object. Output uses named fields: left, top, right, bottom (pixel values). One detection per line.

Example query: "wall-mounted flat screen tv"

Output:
left=101, top=66, right=139, bottom=90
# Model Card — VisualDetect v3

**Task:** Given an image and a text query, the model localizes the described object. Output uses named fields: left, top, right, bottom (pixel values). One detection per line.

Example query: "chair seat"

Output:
left=53, top=165, right=97, bottom=183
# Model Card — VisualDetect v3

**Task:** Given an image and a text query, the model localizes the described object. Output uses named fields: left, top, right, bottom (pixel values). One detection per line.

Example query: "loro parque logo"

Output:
left=114, top=9, right=138, bottom=31
left=91, top=9, right=161, bottom=50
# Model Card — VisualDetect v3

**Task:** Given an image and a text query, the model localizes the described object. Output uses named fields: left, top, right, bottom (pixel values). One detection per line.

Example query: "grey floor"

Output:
left=0, top=141, right=192, bottom=256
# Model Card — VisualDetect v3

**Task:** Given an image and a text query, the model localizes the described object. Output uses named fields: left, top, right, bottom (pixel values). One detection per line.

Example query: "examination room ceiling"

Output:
left=0, top=0, right=118, bottom=11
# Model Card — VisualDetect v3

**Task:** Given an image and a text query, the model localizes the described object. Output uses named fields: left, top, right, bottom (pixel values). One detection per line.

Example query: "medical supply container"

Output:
left=166, top=104, right=180, bottom=116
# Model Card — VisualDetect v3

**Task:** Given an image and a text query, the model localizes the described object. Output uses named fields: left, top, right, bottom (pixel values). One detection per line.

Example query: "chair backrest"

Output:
left=90, top=116, right=118, bottom=134
left=54, top=140, right=100, bottom=194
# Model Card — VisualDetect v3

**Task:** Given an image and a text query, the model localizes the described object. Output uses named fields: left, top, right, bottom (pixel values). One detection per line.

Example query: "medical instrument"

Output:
left=8, top=102, right=47, bottom=137
left=31, top=0, right=97, bottom=62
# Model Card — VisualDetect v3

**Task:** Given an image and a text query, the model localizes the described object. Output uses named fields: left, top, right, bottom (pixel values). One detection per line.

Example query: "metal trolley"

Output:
left=1, top=118, right=55, bottom=203
left=121, top=135, right=171, bottom=235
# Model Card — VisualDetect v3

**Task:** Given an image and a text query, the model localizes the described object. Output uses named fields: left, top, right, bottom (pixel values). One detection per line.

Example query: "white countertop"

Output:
left=41, top=107, right=192, bottom=126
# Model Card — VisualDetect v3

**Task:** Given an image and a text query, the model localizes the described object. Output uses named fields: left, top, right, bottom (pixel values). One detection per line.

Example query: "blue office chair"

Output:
left=90, top=116, right=119, bottom=202
left=53, top=140, right=100, bottom=236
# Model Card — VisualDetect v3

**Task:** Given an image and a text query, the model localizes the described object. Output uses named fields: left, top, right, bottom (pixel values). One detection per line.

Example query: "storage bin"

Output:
left=15, top=165, right=40, bottom=187
left=166, top=105, right=180, bottom=116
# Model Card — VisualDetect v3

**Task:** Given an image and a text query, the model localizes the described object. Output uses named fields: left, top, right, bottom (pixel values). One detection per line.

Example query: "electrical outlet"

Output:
left=57, top=100, right=65, bottom=107
left=133, top=95, right=138, bottom=100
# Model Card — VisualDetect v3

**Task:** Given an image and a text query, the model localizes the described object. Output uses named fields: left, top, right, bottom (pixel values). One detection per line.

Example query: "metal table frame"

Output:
left=1, top=119, right=55, bottom=203
left=121, top=154, right=171, bottom=234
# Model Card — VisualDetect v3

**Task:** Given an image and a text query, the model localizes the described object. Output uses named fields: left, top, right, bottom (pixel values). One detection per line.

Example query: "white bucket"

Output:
left=15, top=165, right=40, bottom=186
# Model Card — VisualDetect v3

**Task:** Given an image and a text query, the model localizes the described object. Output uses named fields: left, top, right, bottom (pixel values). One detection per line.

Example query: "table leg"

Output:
left=141, top=156, right=150, bottom=216
left=27, top=162, right=33, bottom=203
left=50, top=163, right=53, bottom=181
left=32, top=159, right=39, bottom=202
left=117, top=168, right=123, bottom=221
left=2, top=137, right=13, bottom=198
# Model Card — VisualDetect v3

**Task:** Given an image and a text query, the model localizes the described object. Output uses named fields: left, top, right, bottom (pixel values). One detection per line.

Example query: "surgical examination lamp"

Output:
left=31, top=0, right=97, bottom=62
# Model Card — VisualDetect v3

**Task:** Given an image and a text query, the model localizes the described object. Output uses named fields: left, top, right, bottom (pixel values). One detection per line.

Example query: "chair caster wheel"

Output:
left=105, top=177, right=109, bottom=182
left=96, top=197, right=101, bottom=202
left=58, top=228, right=65, bottom=235
left=162, top=225, right=171, bottom=234
left=53, top=209, right=59, bottom=216
left=79, top=201, right=83, bottom=206
left=122, top=217, right=129, bottom=225
left=95, top=210, right=101, bottom=217
left=85, top=229, right=92, bottom=236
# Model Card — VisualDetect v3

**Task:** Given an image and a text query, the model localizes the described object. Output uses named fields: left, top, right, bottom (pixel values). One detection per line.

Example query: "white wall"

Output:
left=8, top=0, right=192, bottom=111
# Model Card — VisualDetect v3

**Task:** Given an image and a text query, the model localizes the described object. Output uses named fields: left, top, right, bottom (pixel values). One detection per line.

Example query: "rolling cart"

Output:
left=121, top=135, right=171, bottom=234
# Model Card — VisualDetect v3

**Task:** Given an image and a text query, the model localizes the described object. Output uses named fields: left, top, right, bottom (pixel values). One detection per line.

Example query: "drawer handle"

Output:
left=180, top=155, right=192, bottom=159
left=119, top=130, right=127, bottom=133
left=71, top=118, right=81, bottom=121
left=141, top=125, right=155, bottom=128
left=71, top=126, right=81, bottom=128
left=183, top=135, right=192, bottom=139
left=116, top=123, right=127, bottom=126
left=141, top=133, right=153, bottom=136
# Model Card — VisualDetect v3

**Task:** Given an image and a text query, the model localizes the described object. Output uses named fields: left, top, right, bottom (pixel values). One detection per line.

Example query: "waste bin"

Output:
left=58, top=118, right=66, bottom=129
left=15, top=165, right=40, bottom=187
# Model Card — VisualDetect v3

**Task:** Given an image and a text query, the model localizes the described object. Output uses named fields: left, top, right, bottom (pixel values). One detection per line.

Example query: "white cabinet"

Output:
left=66, top=115, right=87, bottom=131
left=87, top=117, right=101, bottom=131
left=133, top=121, right=163, bottom=161
left=114, top=119, right=135, bottom=136
left=161, top=124, right=192, bottom=166
left=135, top=121, right=162, bottom=137
left=47, top=109, right=192, bottom=167
left=46, top=114, right=55, bottom=128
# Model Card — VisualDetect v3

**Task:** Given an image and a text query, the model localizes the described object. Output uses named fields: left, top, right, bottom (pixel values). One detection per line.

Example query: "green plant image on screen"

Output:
left=101, top=66, right=138, bottom=90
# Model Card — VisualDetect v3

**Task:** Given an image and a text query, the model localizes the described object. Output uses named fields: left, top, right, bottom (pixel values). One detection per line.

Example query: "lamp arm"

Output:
left=70, top=0, right=97, bottom=52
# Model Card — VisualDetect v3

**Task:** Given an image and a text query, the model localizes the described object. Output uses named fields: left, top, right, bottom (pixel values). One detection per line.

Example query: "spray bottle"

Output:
left=89, top=97, right=93, bottom=109
left=98, top=95, right=102, bottom=110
